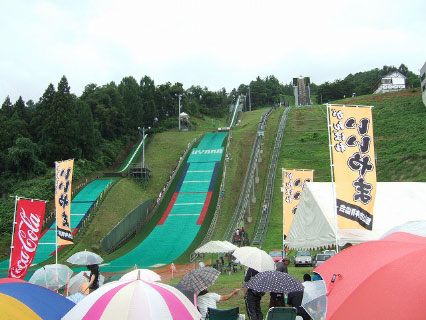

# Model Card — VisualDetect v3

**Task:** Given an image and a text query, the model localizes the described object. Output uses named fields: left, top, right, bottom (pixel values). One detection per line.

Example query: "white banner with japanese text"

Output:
left=283, top=169, right=314, bottom=236
left=55, top=159, right=74, bottom=245
left=328, top=105, right=377, bottom=230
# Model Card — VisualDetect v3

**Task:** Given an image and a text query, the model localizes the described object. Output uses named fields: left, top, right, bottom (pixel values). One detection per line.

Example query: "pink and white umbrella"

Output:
left=63, top=279, right=201, bottom=320
left=120, top=269, right=161, bottom=282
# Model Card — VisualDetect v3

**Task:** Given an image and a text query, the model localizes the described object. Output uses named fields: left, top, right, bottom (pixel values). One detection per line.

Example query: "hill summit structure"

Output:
left=293, top=76, right=312, bottom=106
left=373, top=71, right=406, bottom=94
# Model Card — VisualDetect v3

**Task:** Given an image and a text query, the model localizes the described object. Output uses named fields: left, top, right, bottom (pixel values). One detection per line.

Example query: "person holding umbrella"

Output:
left=84, top=264, right=100, bottom=293
left=244, top=267, right=264, bottom=320
left=197, top=287, right=240, bottom=320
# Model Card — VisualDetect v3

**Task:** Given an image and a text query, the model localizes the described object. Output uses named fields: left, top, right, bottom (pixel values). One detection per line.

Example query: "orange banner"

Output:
left=55, top=159, right=74, bottom=245
left=283, top=169, right=314, bottom=236
left=328, top=105, right=377, bottom=230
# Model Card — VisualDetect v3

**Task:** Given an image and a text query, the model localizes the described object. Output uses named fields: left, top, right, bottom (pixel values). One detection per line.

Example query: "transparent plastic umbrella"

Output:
left=68, top=271, right=105, bottom=295
left=301, top=280, right=327, bottom=320
left=29, top=264, right=73, bottom=290
left=66, top=250, right=103, bottom=266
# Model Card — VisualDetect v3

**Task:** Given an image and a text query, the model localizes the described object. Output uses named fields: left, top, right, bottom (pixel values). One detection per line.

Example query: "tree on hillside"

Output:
left=6, top=137, right=46, bottom=178
left=140, top=76, right=157, bottom=127
left=0, top=96, right=14, bottom=118
left=118, top=76, right=143, bottom=132
left=41, top=76, right=79, bottom=163
left=75, top=99, right=98, bottom=160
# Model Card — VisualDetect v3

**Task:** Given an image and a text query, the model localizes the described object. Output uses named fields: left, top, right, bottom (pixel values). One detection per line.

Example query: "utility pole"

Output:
left=178, top=94, right=182, bottom=131
left=248, top=86, right=252, bottom=111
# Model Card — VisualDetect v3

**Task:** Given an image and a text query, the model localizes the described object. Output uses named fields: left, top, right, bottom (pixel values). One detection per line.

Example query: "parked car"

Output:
left=323, top=250, right=336, bottom=256
left=294, top=251, right=313, bottom=267
left=314, top=253, right=333, bottom=267
left=269, top=250, right=283, bottom=263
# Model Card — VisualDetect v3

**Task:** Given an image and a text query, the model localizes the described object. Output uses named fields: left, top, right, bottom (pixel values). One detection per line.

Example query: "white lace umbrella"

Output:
left=120, top=269, right=161, bottom=282
left=232, top=246, right=275, bottom=272
left=66, top=250, right=103, bottom=266
left=29, top=264, right=73, bottom=290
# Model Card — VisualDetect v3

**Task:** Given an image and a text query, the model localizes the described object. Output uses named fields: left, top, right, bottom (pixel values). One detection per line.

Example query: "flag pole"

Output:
left=9, top=196, right=19, bottom=272
left=55, top=161, right=58, bottom=265
left=326, top=104, right=340, bottom=252
left=282, top=168, right=286, bottom=257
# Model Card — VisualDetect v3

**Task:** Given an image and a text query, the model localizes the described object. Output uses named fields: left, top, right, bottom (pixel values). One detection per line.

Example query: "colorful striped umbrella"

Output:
left=63, top=279, right=201, bottom=320
left=0, top=280, right=75, bottom=319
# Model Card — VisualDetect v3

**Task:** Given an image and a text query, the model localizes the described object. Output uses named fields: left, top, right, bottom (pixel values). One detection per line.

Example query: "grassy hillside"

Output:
left=263, top=88, right=426, bottom=253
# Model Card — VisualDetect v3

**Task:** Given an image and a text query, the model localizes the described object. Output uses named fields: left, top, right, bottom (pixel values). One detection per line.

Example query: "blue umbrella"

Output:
left=0, top=281, right=75, bottom=319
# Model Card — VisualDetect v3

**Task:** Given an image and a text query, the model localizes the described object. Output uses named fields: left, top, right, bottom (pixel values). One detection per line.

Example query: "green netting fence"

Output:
left=101, top=199, right=154, bottom=253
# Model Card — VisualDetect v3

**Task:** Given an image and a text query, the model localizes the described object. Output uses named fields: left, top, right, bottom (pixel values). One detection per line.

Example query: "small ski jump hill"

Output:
left=105, top=132, right=228, bottom=271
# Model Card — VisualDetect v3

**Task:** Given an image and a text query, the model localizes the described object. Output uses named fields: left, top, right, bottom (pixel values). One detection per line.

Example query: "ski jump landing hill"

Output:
left=104, top=132, right=228, bottom=271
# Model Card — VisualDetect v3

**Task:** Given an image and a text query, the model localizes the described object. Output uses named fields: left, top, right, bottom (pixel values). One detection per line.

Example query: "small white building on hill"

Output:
left=374, top=71, right=406, bottom=94
left=420, top=61, right=426, bottom=106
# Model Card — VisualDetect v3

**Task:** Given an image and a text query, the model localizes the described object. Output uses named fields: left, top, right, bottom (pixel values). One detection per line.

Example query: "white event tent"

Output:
left=285, top=182, right=426, bottom=250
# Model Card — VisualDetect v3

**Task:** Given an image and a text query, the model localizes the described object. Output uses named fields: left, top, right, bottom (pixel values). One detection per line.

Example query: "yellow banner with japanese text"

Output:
left=55, top=159, right=74, bottom=245
left=328, top=105, right=377, bottom=230
left=283, top=169, right=314, bottom=236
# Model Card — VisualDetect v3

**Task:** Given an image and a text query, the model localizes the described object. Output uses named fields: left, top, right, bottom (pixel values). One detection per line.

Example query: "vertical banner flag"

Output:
left=55, top=159, right=74, bottom=245
left=328, top=105, right=377, bottom=230
left=283, top=169, right=314, bottom=236
left=9, top=199, right=46, bottom=279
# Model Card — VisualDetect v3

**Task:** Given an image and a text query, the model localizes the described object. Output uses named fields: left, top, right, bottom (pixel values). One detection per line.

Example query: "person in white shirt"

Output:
left=197, top=288, right=240, bottom=320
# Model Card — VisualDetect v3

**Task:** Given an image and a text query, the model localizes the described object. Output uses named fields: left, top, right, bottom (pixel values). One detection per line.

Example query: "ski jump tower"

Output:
left=293, top=76, right=312, bottom=106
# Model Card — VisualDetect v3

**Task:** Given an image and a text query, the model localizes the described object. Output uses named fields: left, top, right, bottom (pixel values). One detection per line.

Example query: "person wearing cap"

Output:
left=269, top=257, right=290, bottom=308
left=275, top=256, right=290, bottom=273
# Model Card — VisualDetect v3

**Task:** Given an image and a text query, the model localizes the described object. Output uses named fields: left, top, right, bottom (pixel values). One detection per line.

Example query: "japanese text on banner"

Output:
left=328, top=105, right=377, bottom=230
left=283, top=169, right=314, bottom=236
left=55, top=159, right=74, bottom=245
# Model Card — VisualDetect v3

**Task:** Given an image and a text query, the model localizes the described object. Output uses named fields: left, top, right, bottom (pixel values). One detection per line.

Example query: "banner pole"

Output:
left=55, top=161, right=58, bottom=265
left=326, top=104, right=340, bottom=252
left=282, top=168, right=285, bottom=256
left=9, top=196, right=19, bottom=272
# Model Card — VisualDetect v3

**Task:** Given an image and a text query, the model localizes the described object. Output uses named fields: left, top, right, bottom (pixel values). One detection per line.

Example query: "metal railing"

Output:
left=223, top=108, right=273, bottom=242
left=252, top=107, right=290, bottom=247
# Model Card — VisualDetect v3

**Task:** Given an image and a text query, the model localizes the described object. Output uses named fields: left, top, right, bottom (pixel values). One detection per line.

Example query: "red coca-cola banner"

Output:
left=9, top=199, right=46, bottom=279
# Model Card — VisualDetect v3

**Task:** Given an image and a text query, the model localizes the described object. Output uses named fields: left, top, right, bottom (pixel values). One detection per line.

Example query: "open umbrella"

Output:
left=67, top=250, right=103, bottom=265
left=179, top=267, right=220, bottom=294
left=232, top=246, right=275, bottom=272
left=68, top=271, right=105, bottom=295
left=244, top=270, right=304, bottom=293
left=301, top=280, right=327, bottom=320
left=120, top=268, right=161, bottom=282
left=0, top=280, right=75, bottom=319
left=29, top=263, right=73, bottom=290
left=315, top=232, right=426, bottom=320
left=63, top=279, right=201, bottom=319
left=172, top=283, right=196, bottom=305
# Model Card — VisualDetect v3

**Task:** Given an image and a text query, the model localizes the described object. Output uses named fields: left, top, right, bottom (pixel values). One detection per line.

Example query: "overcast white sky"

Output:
left=1, top=0, right=425, bottom=102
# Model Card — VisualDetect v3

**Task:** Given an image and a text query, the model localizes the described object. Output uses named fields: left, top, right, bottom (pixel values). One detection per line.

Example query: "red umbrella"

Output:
left=315, top=232, right=426, bottom=320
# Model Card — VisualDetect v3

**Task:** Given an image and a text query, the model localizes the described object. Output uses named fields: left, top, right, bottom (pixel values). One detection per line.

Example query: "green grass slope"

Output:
left=263, top=88, right=426, bottom=253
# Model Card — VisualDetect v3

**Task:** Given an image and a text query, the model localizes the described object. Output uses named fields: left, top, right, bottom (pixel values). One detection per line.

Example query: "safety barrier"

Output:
left=100, top=199, right=154, bottom=253
left=252, top=107, right=290, bottom=246
left=223, top=108, right=273, bottom=242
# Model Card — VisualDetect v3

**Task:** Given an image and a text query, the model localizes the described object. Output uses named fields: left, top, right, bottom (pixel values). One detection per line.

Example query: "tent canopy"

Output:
left=194, top=241, right=237, bottom=254
left=285, top=182, right=426, bottom=250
